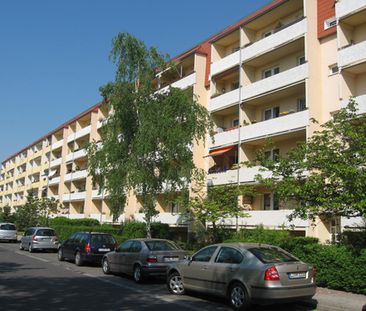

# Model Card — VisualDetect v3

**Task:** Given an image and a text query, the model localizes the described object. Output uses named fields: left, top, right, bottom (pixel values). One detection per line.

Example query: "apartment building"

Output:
left=1, top=0, right=365, bottom=242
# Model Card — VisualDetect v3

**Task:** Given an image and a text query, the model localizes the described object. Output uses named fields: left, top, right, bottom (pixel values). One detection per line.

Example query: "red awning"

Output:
left=206, top=146, right=235, bottom=157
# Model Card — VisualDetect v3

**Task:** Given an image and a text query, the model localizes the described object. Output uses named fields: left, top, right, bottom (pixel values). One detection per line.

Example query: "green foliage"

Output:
left=49, top=217, right=100, bottom=227
left=0, top=205, right=16, bottom=223
left=88, top=32, right=212, bottom=238
left=252, top=99, right=366, bottom=220
left=120, top=221, right=171, bottom=239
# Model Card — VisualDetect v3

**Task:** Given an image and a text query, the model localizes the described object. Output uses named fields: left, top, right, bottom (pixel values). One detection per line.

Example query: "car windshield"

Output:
left=36, top=229, right=55, bottom=236
left=145, top=240, right=179, bottom=251
left=91, top=234, right=116, bottom=245
left=249, top=247, right=298, bottom=263
left=0, top=224, right=16, bottom=230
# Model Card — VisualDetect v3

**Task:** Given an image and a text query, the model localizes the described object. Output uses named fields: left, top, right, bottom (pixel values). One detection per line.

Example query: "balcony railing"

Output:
left=64, top=169, right=88, bottom=182
left=48, top=176, right=61, bottom=186
left=336, top=0, right=366, bottom=20
left=92, top=189, right=108, bottom=199
left=62, top=191, right=86, bottom=202
left=338, top=41, right=366, bottom=69
left=51, top=139, right=64, bottom=150
left=340, top=94, right=366, bottom=114
left=68, top=214, right=85, bottom=219
left=211, top=50, right=240, bottom=77
left=209, top=88, right=240, bottom=112
left=133, top=212, right=188, bottom=226
left=67, top=125, right=91, bottom=143
left=159, top=72, right=196, bottom=93
left=242, top=18, right=307, bottom=63
left=65, top=148, right=87, bottom=162
left=50, top=158, right=62, bottom=168
left=242, top=63, right=308, bottom=102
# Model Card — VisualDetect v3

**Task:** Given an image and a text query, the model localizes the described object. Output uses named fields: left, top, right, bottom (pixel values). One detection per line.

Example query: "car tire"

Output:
left=167, top=271, right=185, bottom=295
left=19, top=243, right=24, bottom=250
left=75, top=251, right=83, bottom=266
left=133, top=264, right=144, bottom=283
left=102, top=258, right=111, bottom=275
left=58, top=248, right=65, bottom=261
left=28, top=244, right=34, bottom=253
left=228, top=282, right=250, bottom=311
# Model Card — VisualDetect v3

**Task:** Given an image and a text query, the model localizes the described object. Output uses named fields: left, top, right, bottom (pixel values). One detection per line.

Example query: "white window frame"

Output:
left=297, top=98, right=306, bottom=111
left=264, top=106, right=280, bottom=120
left=329, top=64, right=339, bottom=76
left=262, top=66, right=280, bottom=79
left=263, top=193, right=279, bottom=211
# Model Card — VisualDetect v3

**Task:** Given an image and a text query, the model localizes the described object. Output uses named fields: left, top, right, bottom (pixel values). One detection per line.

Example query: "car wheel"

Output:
left=75, top=251, right=83, bottom=266
left=228, top=282, right=250, bottom=311
left=19, top=243, right=24, bottom=250
left=133, top=264, right=143, bottom=283
left=28, top=244, right=34, bottom=253
left=167, top=271, right=185, bottom=295
left=58, top=248, right=65, bottom=261
left=102, top=258, right=111, bottom=274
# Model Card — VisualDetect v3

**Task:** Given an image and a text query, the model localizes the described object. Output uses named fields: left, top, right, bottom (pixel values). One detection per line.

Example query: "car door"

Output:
left=22, top=228, right=34, bottom=248
left=111, top=240, right=133, bottom=273
left=124, top=241, right=142, bottom=275
left=62, top=233, right=77, bottom=258
left=181, top=246, right=218, bottom=292
left=209, top=246, right=244, bottom=295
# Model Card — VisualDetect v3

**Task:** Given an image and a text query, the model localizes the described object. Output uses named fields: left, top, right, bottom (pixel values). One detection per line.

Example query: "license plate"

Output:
left=164, top=257, right=179, bottom=262
left=288, top=272, right=307, bottom=279
left=98, top=248, right=110, bottom=252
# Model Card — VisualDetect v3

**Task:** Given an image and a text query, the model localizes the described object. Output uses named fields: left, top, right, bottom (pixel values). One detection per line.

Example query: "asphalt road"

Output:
left=0, top=242, right=318, bottom=311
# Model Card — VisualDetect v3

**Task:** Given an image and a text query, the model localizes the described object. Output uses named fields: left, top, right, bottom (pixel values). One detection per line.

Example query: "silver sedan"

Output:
left=167, top=243, right=316, bottom=310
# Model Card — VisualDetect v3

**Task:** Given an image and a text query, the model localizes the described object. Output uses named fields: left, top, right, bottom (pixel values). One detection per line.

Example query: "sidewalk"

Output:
left=315, top=287, right=366, bottom=311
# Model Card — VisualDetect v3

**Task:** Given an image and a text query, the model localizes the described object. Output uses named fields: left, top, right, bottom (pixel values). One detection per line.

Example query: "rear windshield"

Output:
left=249, top=247, right=298, bottom=263
left=91, top=234, right=116, bottom=245
left=36, top=229, right=56, bottom=236
left=0, top=224, right=16, bottom=230
left=145, top=240, right=179, bottom=251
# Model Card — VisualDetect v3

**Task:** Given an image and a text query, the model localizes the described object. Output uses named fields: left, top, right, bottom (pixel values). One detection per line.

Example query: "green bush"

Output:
left=49, top=217, right=100, bottom=227
left=121, top=221, right=146, bottom=238
left=151, top=222, right=170, bottom=239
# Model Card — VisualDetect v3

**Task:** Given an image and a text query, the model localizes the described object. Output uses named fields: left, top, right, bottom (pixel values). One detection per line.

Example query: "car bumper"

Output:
left=0, top=235, right=17, bottom=241
left=251, top=284, right=316, bottom=303
left=141, top=264, right=169, bottom=277
left=32, top=243, right=59, bottom=250
left=82, top=253, right=105, bottom=264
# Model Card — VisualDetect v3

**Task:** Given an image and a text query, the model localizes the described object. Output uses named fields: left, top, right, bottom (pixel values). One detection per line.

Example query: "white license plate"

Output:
left=164, top=257, right=179, bottom=262
left=98, top=248, right=110, bottom=252
left=288, top=272, right=307, bottom=279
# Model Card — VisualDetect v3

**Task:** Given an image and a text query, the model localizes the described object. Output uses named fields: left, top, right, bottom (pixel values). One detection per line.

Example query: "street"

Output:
left=0, top=242, right=321, bottom=311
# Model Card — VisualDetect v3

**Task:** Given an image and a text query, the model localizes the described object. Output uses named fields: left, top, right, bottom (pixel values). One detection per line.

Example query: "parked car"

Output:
left=20, top=227, right=59, bottom=252
left=167, top=243, right=316, bottom=310
left=58, top=232, right=117, bottom=266
left=102, top=238, right=189, bottom=283
left=0, top=223, right=17, bottom=242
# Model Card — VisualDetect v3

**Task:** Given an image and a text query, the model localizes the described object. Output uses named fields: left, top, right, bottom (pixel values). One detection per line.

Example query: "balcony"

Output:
left=62, top=191, right=86, bottom=202
left=338, top=41, right=366, bottom=69
left=64, top=169, right=88, bottom=182
left=133, top=212, right=188, bottom=226
left=68, top=214, right=85, bottom=219
left=65, top=148, right=87, bottom=162
left=341, top=216, right=365, bottom=230
left=67, top=125, right=91, bottom=143
left=207, top=166, right=272, bottom=186
left=340, top=94, right=366, bottom=114
left=242, top=18, right=307, bottom=63
left=209, top=110, right=309, bottom=149
left=242, top=64, right=308, bottom=102
left=92, top=189, right=108, bottom=199
left=159, top=72, right=196, bottom=93
left=209, top=88, right=240, bottom=112
left=336, top=0, right=366, bottom=20
left=50, top=158, right=62, bottom=168
left=90, top=213, right=108, bottom=222
left=211, top=50, right=240, bottom=77
left=52, top=139, right=64, bottom=150
left=48, top=176, right=61, bottom=186
left=215, top=210, right=308, bottom=229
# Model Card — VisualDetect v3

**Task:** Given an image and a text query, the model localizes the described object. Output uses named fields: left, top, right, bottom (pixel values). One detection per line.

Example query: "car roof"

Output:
left=128, top=238, right=172, bottom=242
left=0, top=223, right=16, bottom=225
left=74, top=231, right=112, bottom=235
left=210, top=242, right=278, bottom=249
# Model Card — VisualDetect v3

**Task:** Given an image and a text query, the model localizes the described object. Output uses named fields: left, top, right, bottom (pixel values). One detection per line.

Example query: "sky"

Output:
left=0, top=0, right=272, bottom=162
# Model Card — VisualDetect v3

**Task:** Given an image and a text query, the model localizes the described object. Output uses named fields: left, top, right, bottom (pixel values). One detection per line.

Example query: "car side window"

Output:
left=119, top=240, right=133, bottom=252
left=25, top=229, right=35, bottom=236
left=130, top=241, right=142, bottom=253
left=192, top=246, right=218, bottom=262
left=215, top=247, right=243, bottom=264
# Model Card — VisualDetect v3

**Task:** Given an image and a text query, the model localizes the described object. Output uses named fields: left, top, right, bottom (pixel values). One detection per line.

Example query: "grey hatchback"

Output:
left=102, top=239, right=189, bottom=283
left=20, top=227, right=59, bottom=252
left=0, top=223, right=17, bottom=242
left=167, top=243, right=316, bottom=310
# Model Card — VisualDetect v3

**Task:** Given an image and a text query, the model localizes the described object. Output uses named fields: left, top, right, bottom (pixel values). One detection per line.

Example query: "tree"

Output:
left=14, top=194, right=60, bottom=230
left=88, top=33, right=212, bottom=238
left=0, top=205, right=16, bottom=223
left=253, top=99, right=366, bottom=220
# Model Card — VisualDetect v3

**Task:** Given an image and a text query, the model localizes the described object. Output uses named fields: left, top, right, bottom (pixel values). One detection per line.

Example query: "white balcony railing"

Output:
left=242, top=18, right=307, bottom=62
left=159, top=72, right=196, bottom=93
left=51, top=139, right=64, bottom=150
left=65, top=148, right=87, bottom=162
left=338, top=41, right=366, bottom=69
left=50, top=158, right=62, bottom=168
left=340, top=94, right=366, bottom=114
left=336, top=0, right=366, bottom=20
left=341, top=216, right=365, bottom=230
left=64, top=169, right=88, bottom=182
left=211, top=50, right=240, bottom=77
left=67, top=125, right=91, bottom=143
left=62, top=191, right=86, bottom=202
left=68, top=213, right=85, bottom=219
left=133, top=212, right=188, bottom=226
left=92, top=189, right=109, bottom=199
left=216, top=210, right=309, bottom=229
left=209, top=88, right=240, bottom=112
left=209, top=110, right=309, bottom=149
left=242, top=63, right=308, bottom=102
left=48, top=176, right=61, bottom=186
left=207, top=166, right=272, bottom=186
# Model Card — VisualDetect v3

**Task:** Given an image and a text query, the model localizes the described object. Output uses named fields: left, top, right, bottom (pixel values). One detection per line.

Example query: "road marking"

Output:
left=15, top=251, right=49, bottom=262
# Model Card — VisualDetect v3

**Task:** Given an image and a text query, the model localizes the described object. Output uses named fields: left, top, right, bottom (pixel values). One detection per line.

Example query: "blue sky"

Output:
left=0, top=0, right=271, bottom=162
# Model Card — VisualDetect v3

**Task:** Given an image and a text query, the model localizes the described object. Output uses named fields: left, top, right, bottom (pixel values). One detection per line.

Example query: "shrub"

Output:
left=49, top=217, right=100, bottom=227
left=121, top=221, right=146, bottom=239
left=151, top=222, right=170, bottom=239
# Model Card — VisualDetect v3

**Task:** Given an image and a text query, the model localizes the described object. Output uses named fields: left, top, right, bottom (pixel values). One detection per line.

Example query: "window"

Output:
left=249, top=247, right=298, bottom=263
left=297, top=98, right=306, bottom=111
left=216, top=247, right=243, bottom=264
left=231, top=81, right=240, bottom=90
left=192, top=246, right=218, bottom=262
left=264, top=149, right=279, bottom=161
left=324, top=16, right=336, bottom=30
left=170, top=202, right=179, bottom=214
left=263, top=67, right=280, bottom=79
left=262, top=30, right=272, bottom=38
left=329, top=64, right=339, bottom=75
left=130, top=241, right=142, bottom=253
left=263, top=193, right=279, bottom=210
left=232, top=119, right=239, bottom=127
left=145, top=240, right=179, bottom=251
left=297, top=56, right=306, bottom=65
left=119, top=240, right=133, bottom=252
left=264, top=107, right=280, bottom=120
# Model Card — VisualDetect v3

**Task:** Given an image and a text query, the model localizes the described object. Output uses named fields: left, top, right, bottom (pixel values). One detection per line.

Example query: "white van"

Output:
left=0, top=223, right=17, bottom=242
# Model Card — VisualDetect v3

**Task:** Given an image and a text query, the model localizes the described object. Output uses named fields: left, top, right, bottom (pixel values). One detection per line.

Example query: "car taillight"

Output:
left=264, top=266, right=280, bottom=281
left=146, top=256, right=157, bottom=263
left=85, top=243, right=91, bottom=253
left=32, top=235, right=38, bottom=241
